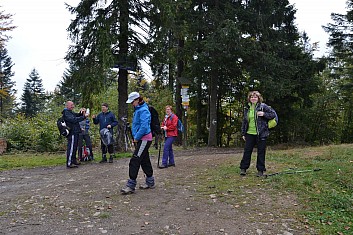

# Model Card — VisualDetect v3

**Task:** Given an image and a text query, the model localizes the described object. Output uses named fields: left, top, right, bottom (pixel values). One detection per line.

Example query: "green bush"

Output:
left=0, top=114, right=66, bottom=152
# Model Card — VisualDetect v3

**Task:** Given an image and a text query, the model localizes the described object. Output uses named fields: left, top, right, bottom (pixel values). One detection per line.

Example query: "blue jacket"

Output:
left=79, top=119, right=90, bottom=135
left=93, top=111, right=118, bottom=131
left=132, top=102, right=151, bottom=141
left=62, top=109, right=85, bottom=135
left=241, top=103, right=276, bottom=139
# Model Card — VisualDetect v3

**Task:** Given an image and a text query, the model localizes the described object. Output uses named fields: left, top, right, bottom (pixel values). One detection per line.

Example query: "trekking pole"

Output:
left=157, top=132, right=164, bottom=168
left=265, top=168, right=322, bottom=178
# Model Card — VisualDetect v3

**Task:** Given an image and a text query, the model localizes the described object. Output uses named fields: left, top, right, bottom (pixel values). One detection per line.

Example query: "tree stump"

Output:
left=0, top=138, right=7, bottom=154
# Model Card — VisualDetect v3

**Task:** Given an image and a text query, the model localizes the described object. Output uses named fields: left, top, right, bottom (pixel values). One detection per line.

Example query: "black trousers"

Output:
left=66, top=134, right=79, bottom=166
left=240, top=134, right=267, bottom=172
left=129, top=140, right=153, bottom=180
left=101, top=140, right=114, bottom=155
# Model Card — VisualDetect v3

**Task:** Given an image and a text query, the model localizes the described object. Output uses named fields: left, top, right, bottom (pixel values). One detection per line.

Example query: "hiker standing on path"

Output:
left=63, top=101, right=87, bottom=168
left=239, top=91, right=276, bottom=177
left=92, top=103, right=118, bottom=163
left=78, top=108, right=94, bottom=161
left=121, top=92, right=155, bottom=194
left=159, top=105, right=178, bottom=169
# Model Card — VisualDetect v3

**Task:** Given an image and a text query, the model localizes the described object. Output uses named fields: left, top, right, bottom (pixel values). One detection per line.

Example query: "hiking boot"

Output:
left=121, top=186, right=135, bottom=195
left=67, top=164, right=78, bottom=168
left=240, top=169, right=246, bottom=176
left=257, top=171, right=264, bottom=177
left=100, top=155, right=107, bottom=163
left=168, top=163, right=176, bottom=167
left=108, top=156, right=114, bottom=163
left=139, top=183, right=155, bottom=190
left=158, top=165, right=168, bottom=169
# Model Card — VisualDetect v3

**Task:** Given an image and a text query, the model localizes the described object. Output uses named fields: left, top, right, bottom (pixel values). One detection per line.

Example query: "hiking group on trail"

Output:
left=61, top=90, right=277, bottom=194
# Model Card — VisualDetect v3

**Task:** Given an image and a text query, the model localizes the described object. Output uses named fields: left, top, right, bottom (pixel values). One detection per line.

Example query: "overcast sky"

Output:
left=1, top=0, right=348, bottom=97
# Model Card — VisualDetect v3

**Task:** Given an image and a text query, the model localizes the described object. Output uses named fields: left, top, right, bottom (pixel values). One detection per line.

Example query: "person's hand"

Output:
left=107, top=125, right=112, bottom=129
left=242, top=136, right=246, bottom=141
left=92, top=115, right=96, bottom=119
left=162, top=126, right=167, bottom=131
left=85, top=113, right=89, bottom=117
left=257, top=111, right=264, bottom=117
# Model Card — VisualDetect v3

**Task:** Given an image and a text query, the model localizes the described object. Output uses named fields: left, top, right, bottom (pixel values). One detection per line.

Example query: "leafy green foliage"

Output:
left=0, top=113, right=66, bottom=152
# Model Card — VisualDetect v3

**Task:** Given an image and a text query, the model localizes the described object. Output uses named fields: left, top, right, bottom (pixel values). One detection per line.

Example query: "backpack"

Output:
left=57, top=116, right=70, bottom=137
left=100, top=128, right=113, bottom=146
left=260, top=104, right=278, bottom=129
left=268, top=107, right=278, bottom=129
left=170, top=114, right=184, bottom=133
left=177, top=119, right=184, bottom=133
left=148, top=105, right=162, bottom=137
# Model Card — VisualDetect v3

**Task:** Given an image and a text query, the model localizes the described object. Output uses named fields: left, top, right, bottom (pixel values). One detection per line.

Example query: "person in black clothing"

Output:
left=239, top=91, right=276, bottom=177
left=63, top=101, right=87, bottom=168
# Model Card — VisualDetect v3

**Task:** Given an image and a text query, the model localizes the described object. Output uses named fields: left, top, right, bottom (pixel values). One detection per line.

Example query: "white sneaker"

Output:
left=121, top=186, right=135, bottom=194
left=139, top=183, right=155, bottom=189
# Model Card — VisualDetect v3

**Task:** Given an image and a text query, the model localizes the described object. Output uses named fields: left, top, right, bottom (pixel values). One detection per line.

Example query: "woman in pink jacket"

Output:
left=159, top=105, right=179, bottom=168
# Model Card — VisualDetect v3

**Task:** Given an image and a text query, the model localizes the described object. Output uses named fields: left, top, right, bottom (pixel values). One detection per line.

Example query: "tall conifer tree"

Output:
left=20, top=69, right=46, bottom=117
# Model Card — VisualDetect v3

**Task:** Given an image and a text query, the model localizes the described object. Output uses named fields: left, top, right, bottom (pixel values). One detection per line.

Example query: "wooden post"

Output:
left=0, top=138, right=7, bottom=154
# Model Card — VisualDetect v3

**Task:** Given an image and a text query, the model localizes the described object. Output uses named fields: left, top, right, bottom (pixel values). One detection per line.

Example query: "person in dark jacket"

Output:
left=77, top=109, right=94, bottom=161
left=240, top=91, right=276, bottom=177
left=63, top=101, right=87, bottom=168
left=121, top=92, right=155, bottom=194
left=92, top=103, right=118, bottom=163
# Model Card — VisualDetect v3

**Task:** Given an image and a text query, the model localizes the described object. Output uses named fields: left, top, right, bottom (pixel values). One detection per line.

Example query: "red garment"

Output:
left=163, top=114, right=178, bottom=137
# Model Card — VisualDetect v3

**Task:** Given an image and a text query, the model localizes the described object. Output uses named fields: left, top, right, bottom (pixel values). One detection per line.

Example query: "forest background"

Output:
left=1, top=0, right=353, bottom=152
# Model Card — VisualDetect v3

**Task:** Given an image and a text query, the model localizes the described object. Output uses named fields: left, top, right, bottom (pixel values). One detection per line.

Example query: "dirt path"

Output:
left=0, top=148, right=310, bottom=235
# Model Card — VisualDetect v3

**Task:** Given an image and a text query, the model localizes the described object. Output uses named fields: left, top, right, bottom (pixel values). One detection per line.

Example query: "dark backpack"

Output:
left=57, top=116, right=70, bottom=137
left=148, top=105, right=162, bottom=137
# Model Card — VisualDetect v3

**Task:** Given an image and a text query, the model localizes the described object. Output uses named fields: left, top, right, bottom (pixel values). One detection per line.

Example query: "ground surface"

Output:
left=0, top=148, right=312, bottom=235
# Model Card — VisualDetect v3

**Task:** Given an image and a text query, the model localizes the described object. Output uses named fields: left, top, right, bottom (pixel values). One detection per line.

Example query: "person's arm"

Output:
left=110, top=113, right=119, bottom=128
left=134, top=109, right=150, bottom=140
left=263, top=104, right=276, bottom=120
left=92, top=113, right=100, bottom=125
left=166, top=114, right=178, bottom=131
left=64, top=110, right=85, bottom=124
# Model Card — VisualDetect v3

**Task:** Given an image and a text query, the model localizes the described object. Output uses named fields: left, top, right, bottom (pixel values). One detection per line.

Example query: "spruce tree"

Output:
left=0, top=47, right=16, bottom=120
left=20, top=69, right=46, bottom=117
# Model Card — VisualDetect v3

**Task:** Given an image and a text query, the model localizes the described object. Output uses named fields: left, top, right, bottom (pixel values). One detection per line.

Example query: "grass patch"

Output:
left=0, top=151, right=132, bottom=171
left=196, top=144, right=353, bottom=235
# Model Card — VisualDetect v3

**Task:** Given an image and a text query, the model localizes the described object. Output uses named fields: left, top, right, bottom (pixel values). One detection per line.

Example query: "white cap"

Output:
left=126, top=92, right=140, bottom=103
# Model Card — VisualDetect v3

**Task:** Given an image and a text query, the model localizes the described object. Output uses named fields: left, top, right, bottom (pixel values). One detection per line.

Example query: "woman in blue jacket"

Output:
left=240, top=91, right=276, bottom=177
left=121, top=92, right=155, bottom=194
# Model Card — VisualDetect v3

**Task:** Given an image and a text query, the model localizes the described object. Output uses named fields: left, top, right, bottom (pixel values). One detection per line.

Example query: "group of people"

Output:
left=62, top=102, right=118, bottom=168
left=62, top=92, right=180, bottom=194
left=63, top=90, right=275, bottom=194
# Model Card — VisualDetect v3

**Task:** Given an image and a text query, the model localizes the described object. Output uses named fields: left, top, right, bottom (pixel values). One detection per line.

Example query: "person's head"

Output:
left=247, top=91, right=263, bottom=104
left=66, top=101, right=75, bottom=110
left=126, top=92, right=143, bottom=107
left=165, top=105, right=173, bottom=115
left=101, top=103, right=109, bottom=113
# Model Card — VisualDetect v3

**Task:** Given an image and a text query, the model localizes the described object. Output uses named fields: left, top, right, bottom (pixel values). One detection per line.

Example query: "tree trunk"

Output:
left=116, top=0, right=129, bottom=152
left=208, top=73, right=218, bottom=146
left=175, top=38, right=184, bottom=146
